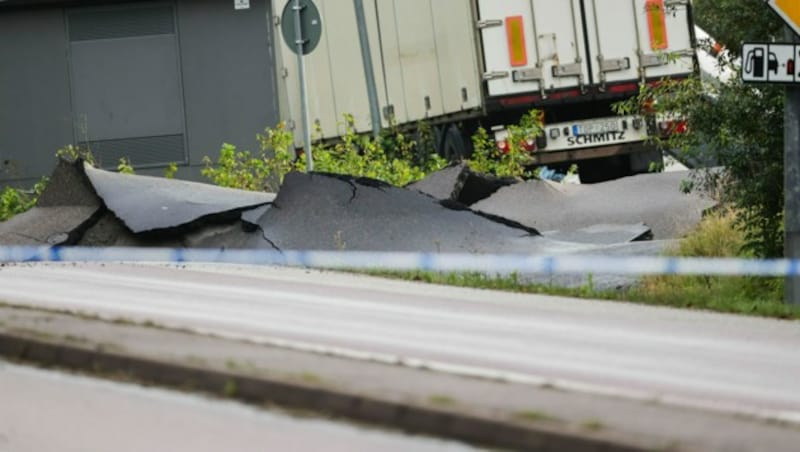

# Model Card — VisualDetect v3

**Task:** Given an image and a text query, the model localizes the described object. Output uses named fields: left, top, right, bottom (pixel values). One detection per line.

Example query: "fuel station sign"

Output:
left=742, top=43, right=800, bottom=84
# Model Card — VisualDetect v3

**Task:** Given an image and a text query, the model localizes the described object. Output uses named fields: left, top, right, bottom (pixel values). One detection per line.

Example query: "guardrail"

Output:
left=0, top=246, right=797, bottom=277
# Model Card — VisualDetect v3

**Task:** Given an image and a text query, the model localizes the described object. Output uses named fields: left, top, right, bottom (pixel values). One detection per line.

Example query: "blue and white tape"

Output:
left=0, top=246, right=798, bottom=277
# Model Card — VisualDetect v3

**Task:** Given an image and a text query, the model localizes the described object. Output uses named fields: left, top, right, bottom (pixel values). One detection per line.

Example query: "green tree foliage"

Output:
left=615, top=1, right=786, bottom=257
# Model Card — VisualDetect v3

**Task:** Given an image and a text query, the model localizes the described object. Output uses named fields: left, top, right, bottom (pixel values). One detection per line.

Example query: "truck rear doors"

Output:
left=477, top=0, right=589, bottom=98
left=476, top=0, right=695, bottom=99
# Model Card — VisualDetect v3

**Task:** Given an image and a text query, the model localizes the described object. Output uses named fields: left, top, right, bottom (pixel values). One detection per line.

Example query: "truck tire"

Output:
left=438, top=124, right=468, bottom=161
left=577, top=155, right=632, bottom=184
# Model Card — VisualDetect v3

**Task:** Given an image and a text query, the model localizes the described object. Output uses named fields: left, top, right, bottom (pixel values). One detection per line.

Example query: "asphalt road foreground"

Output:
left=1, top=267, right=800, bottom=451
left=0, top=361, right=484, bottom=452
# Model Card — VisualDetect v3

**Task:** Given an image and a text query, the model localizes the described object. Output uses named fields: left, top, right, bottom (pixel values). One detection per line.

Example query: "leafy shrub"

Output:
left=203, top=116, right=447, bottom=190
left=163, top=162, right=178, bottom=179
left=117, top=158, right=135, bottom=175
left=0, top=177, right=48, bottom=222
left=55, top=144, right=95, bottom=166
left=467, top=109, right=543, bottom=179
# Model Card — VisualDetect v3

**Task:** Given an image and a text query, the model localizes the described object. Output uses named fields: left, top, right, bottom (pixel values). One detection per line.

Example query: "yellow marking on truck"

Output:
left=646, top=0, right=668, bottom=50
left=505, top=16, right=528, bottom=67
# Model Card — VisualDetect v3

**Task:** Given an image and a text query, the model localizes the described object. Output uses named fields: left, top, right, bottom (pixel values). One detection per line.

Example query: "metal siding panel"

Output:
left=645, top=2, right=694, bottom=78
left=321, top=0, right=377, bottom=135
left=530, top=0, right=587, bottom=91
left=177, top=0, right=279, bottom=166
left=316, top=0, right=361, bottom=136
left=584, top=0, right=694, bottom=84
left=375, top=0, right=409, bottom=126
left=363, top=0, right=390, bottom=128
left=431, top=0, right=482, bottom=112
left=81, top=134, right=185, bottom=169
left=391, top=0, right=444, bottom=120
left=67, top=5, right=175, bottom=41
left=585, top=0, right=642, bottom=84
left=69, top=34, right=185, bottom=141
left=0, top=9, right=73, bottom=184
left=476, top=0, right=536, bottom=96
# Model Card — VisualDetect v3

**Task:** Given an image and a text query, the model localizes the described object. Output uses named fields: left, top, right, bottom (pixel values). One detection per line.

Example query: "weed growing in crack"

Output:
left=513, top=410, right=560, bottom=423
left=581, top=419, right=605, bottom=431
left=428, top=394, right=457, bottom=406
left=223, top=379, right=238, bottom=397
left=333, top=231, right=347, bottom=251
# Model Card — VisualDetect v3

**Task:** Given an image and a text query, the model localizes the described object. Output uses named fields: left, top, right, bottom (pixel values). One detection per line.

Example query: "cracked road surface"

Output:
left=1, top=262, right=799, bottom=426
left=0, top=361, right=483, bottom=452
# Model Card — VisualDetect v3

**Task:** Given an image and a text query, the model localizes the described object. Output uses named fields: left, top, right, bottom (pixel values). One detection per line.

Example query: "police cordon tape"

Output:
left=0, top=246, right=799, bottom=277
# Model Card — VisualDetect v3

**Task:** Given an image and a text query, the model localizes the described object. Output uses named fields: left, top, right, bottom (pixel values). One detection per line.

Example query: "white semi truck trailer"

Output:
left=273, top=0, right=697, bottom=182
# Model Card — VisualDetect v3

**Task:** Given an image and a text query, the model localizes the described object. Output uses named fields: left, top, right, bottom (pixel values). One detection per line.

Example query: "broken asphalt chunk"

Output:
left=408, top=163, right=518, bottom=205
left=0, top=206, right=101, bottom=246
left=472, top=171, right=716, bottom=240
left=83, top=163, right=275, bottom=234
left=229, top=172, right=569, bottom=253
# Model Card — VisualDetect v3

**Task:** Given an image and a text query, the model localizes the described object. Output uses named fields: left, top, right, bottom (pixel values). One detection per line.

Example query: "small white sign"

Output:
left=742, top=43, right=800, bottom=84
left=234, top=0, right=250, bottom=10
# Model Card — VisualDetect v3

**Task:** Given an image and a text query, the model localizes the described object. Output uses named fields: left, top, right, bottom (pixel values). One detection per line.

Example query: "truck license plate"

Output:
left=572, top=120, right=619, bottom=136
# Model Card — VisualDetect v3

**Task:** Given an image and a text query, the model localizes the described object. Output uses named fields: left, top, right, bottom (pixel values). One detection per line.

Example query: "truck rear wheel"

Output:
left=438, top=124, right=469, bottom=161
left=577, top=155, right=632, bottom=184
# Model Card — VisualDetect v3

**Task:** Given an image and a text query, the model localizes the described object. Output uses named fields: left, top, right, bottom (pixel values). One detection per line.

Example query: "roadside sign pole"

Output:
left=786, top=26, right=800, bottom=305
left=353, top=0, right=382, bottom=138
left=293, top=0, right=314, bottom=172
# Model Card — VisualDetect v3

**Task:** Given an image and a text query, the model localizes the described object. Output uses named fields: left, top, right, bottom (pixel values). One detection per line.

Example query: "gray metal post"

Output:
left=294, top=0, right=314, bottom=171
left=353, top=0, right=382, bottom=138
left=785, top=27, right=800, bottom=305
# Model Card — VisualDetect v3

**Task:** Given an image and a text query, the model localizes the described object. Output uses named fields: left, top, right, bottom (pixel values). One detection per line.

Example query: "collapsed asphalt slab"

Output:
left=0, top=160, right=277, bottom=247
left=407, top=162, right=517, bottom=205
left=472, top=171, right=716, bottom=240
left=542, top=223, right=653, bottom=245
left=83, top=163, right=274, bottom=234
left=0, top=161, right=683, bottom=288
left=199, top=171, right=603, bottom=254
left=0, top=159, right=102, bottom=246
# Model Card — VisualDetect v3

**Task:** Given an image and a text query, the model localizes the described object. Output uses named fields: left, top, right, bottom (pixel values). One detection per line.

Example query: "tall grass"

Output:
left=368, top=208, right=799, bottom=319
left=629, top=208, right=789, bottom=317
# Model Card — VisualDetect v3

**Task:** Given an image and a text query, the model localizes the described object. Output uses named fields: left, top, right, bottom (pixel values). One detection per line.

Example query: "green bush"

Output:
left=203, top=109, right=546, bottom=191
left=468, top=109, right=543, bottom=179
left=0, top=177, right=48, bottom=222
left=203, top=116, right=447, bottom=190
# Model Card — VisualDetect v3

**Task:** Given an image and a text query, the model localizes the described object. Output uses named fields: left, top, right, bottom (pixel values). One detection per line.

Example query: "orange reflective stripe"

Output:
left=505, top=16, right=528, bottom=67
left=646, top=0, right=668, bottom=50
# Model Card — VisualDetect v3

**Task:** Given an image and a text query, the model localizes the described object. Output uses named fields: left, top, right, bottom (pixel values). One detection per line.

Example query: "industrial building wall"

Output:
left=0, top=9, right=75, bottom=186
left=0, top=0, right=279, bottom=186
left=176, top=0, right=279, bottom=181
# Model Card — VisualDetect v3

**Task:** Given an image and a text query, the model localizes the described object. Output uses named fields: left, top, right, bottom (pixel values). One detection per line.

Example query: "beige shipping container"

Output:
left=273, top=0, right=483, bottom=145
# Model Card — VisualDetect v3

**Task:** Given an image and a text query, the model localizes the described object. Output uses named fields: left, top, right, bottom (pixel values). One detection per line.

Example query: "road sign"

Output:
left=766, top=0, right=800, bottom=38
left=281, top=0, right=322, bottom=56
left=742, top=43, right=800, bottom=84
left=281, top=0, right=321, bottom=172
